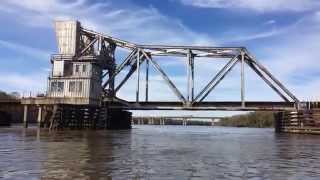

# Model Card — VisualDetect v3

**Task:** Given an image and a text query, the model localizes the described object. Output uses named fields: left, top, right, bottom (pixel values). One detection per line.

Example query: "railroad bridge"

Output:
left=1, top=20, right=319, bottom=133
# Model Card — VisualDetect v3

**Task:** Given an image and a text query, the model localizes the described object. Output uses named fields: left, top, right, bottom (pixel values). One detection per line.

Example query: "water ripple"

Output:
left=1, top=126, right=320, bottom=179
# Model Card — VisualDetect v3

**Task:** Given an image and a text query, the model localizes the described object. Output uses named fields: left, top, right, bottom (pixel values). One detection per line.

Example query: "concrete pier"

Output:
left=182, top=118, right=187, bottom=126
left=23, top=105, right=28, bottom=128
left=105, top=109, right=132, bottom=130
left=37, top=106, right=42, bottom=127
left=160, top=118, right=165, bottom=125
left=274, top=110, right=320, bottom=134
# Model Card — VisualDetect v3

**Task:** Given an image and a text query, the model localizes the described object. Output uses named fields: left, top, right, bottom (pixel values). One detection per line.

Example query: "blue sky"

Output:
left=0, top=0, right=320, bottom=116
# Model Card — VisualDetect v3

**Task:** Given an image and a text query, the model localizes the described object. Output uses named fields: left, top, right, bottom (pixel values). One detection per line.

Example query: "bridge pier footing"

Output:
left=37, top=104, right=131, bottom=130
left=104, top=109, right=132, bottom=130
left=23, top=105, right=28, bottom=128
left=274, top=110, right=320, bottom=134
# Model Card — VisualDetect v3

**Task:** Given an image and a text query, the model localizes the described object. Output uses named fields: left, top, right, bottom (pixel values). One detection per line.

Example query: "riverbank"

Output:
left=217, top=112, right=274, bottom=128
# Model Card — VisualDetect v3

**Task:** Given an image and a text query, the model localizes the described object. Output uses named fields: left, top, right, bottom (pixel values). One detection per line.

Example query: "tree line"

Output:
left=217, top=112, right=275, bottom=128
left=0, top=90, right=19, bottom=99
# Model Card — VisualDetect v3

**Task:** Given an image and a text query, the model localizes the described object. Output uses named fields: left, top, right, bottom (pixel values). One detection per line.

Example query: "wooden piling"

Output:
left=37, top=106, right=42, bottom=127
left=23, top=105, right=28, bottom=128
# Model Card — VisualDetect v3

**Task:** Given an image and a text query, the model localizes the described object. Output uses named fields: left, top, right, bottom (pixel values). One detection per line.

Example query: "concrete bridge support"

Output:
left=37, top=106, right=42, bottom=127
left=23, top=105, right=28, bottom=128
left=105, top=109, right=132, bottom=129
left=148, top=118, right=154, bottom=125
left=160, top=118, right=165, bottom=125
left=274, top=110, right=320, bottom=134
left=29, top=104, right=132, bottom=130
left=182, top=118, right=187, bottom=126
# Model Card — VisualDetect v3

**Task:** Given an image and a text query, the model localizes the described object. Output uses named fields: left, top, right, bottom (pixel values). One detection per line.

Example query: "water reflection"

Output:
left=40, top=130, right=133, bottom=179
left=1, top=125, right=320, bottom=179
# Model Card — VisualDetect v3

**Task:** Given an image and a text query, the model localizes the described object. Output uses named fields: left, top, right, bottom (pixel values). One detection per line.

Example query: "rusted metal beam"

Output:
left=245, top=51, right=299, bottom=103
left=136, top=49, right=140, bottom=102
left=141, top=50, right=187, bottom=104
left=102, top=49, right=137, bottom=89
left=145, top=57, right=149, bottom=102
left=76, top=22, right=300, bottom=110
left=187, top=49, right=194, bottom=103
left=199, top=58, right=239, bottom=102
left=241, top=52, right=245, bottom=107
left=81, top=28, right=137, bottom=49
left=193, top=54, right=240, bottom=103
left=137, top=45, right=244, bottom=51
left=246, top=61, right=290, bottom=102
left=107, top=101, right=296, bottom=111
left=80, top=38, right=97, bottom=56
left=115, top=55, right=146, bottom=93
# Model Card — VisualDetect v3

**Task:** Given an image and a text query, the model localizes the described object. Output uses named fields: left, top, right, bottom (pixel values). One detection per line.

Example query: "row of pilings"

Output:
left=21, top=104, right=132, bottom=130
left=274, top=110, right=320, bottom=134
left=2, top=100, right=320, bottom=133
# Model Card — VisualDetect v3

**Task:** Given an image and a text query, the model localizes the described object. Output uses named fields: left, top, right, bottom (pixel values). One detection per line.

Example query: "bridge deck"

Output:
left=108, top=101, right=296, bottom=111
left=1, top=98, right=298, bottom=111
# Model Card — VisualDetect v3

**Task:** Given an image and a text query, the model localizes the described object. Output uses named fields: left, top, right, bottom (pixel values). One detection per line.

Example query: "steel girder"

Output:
left=74, top=25, right=299, bottom=110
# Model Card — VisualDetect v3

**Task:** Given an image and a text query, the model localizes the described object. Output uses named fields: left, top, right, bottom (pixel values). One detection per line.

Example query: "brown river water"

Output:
left=0, top=125, right=320, bottom=179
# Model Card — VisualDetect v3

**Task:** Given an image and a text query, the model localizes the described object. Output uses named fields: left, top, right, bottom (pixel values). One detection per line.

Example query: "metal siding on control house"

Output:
left=55, top=21, right=80, bottom=55
left=48, top=78, right=91, bottom=98
left=52, top=61, right=65, bottom=76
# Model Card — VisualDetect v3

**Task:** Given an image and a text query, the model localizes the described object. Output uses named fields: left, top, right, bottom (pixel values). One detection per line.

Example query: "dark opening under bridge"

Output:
left=1, top=20, right=319, bottom=133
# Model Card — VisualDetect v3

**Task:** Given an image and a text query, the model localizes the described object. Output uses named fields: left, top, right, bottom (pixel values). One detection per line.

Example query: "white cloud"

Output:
left=264, top=20, right=276, bottom=25
left=246, top=12, right=320, bottom=101
left=0, top=39, right=50, bottom=60
left=225, top=28, right=282, bottom=42
left=0, top=72, right=47, bottom=94
left=179, top=0, right=320, bottom=12
left=0, top=0, right=215, bottom=45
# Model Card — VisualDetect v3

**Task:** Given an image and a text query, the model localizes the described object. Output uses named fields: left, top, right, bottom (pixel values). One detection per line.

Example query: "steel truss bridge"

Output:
left=74, top=23, right=301, bottom=111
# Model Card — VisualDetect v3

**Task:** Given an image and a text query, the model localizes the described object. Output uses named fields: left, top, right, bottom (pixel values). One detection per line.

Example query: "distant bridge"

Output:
left=132, top=115, right=221, bottom=126
left=133, top=115, right=221, bottom=120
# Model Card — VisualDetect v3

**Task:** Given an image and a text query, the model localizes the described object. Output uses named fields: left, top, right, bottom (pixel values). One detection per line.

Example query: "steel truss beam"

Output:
left=244, top=51, right=299, bottom=104
left=193, top=54, right=240, bottom=103
left=102, top=49, right=137, bottom=89
left=108, top=101, right=296, bottom=111
left=141, top=50, right=187, bottom=103
left=187, top=50, right=194, bottom=103
left=74, top=24, right=299, bottom=110
left=246, top=61, right=290, bottom=102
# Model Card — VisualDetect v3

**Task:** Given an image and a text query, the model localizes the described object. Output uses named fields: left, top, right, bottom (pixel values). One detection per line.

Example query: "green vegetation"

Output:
left=217, top=112, right=275, bottom=128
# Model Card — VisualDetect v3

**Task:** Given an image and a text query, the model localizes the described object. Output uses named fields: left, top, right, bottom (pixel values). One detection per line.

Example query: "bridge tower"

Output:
left=48, top=21, right=103, bottom=105
left=42, top=21, right=131, bottom=130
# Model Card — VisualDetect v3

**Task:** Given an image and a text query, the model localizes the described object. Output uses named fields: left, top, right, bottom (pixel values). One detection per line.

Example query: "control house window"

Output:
left=82, top=65, right=86, bottom=73
left=75, top=65, right=80, bottom=73
left=50, top=81, right=64, bottom=92
left=69, top=81, right=83, bottom=93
